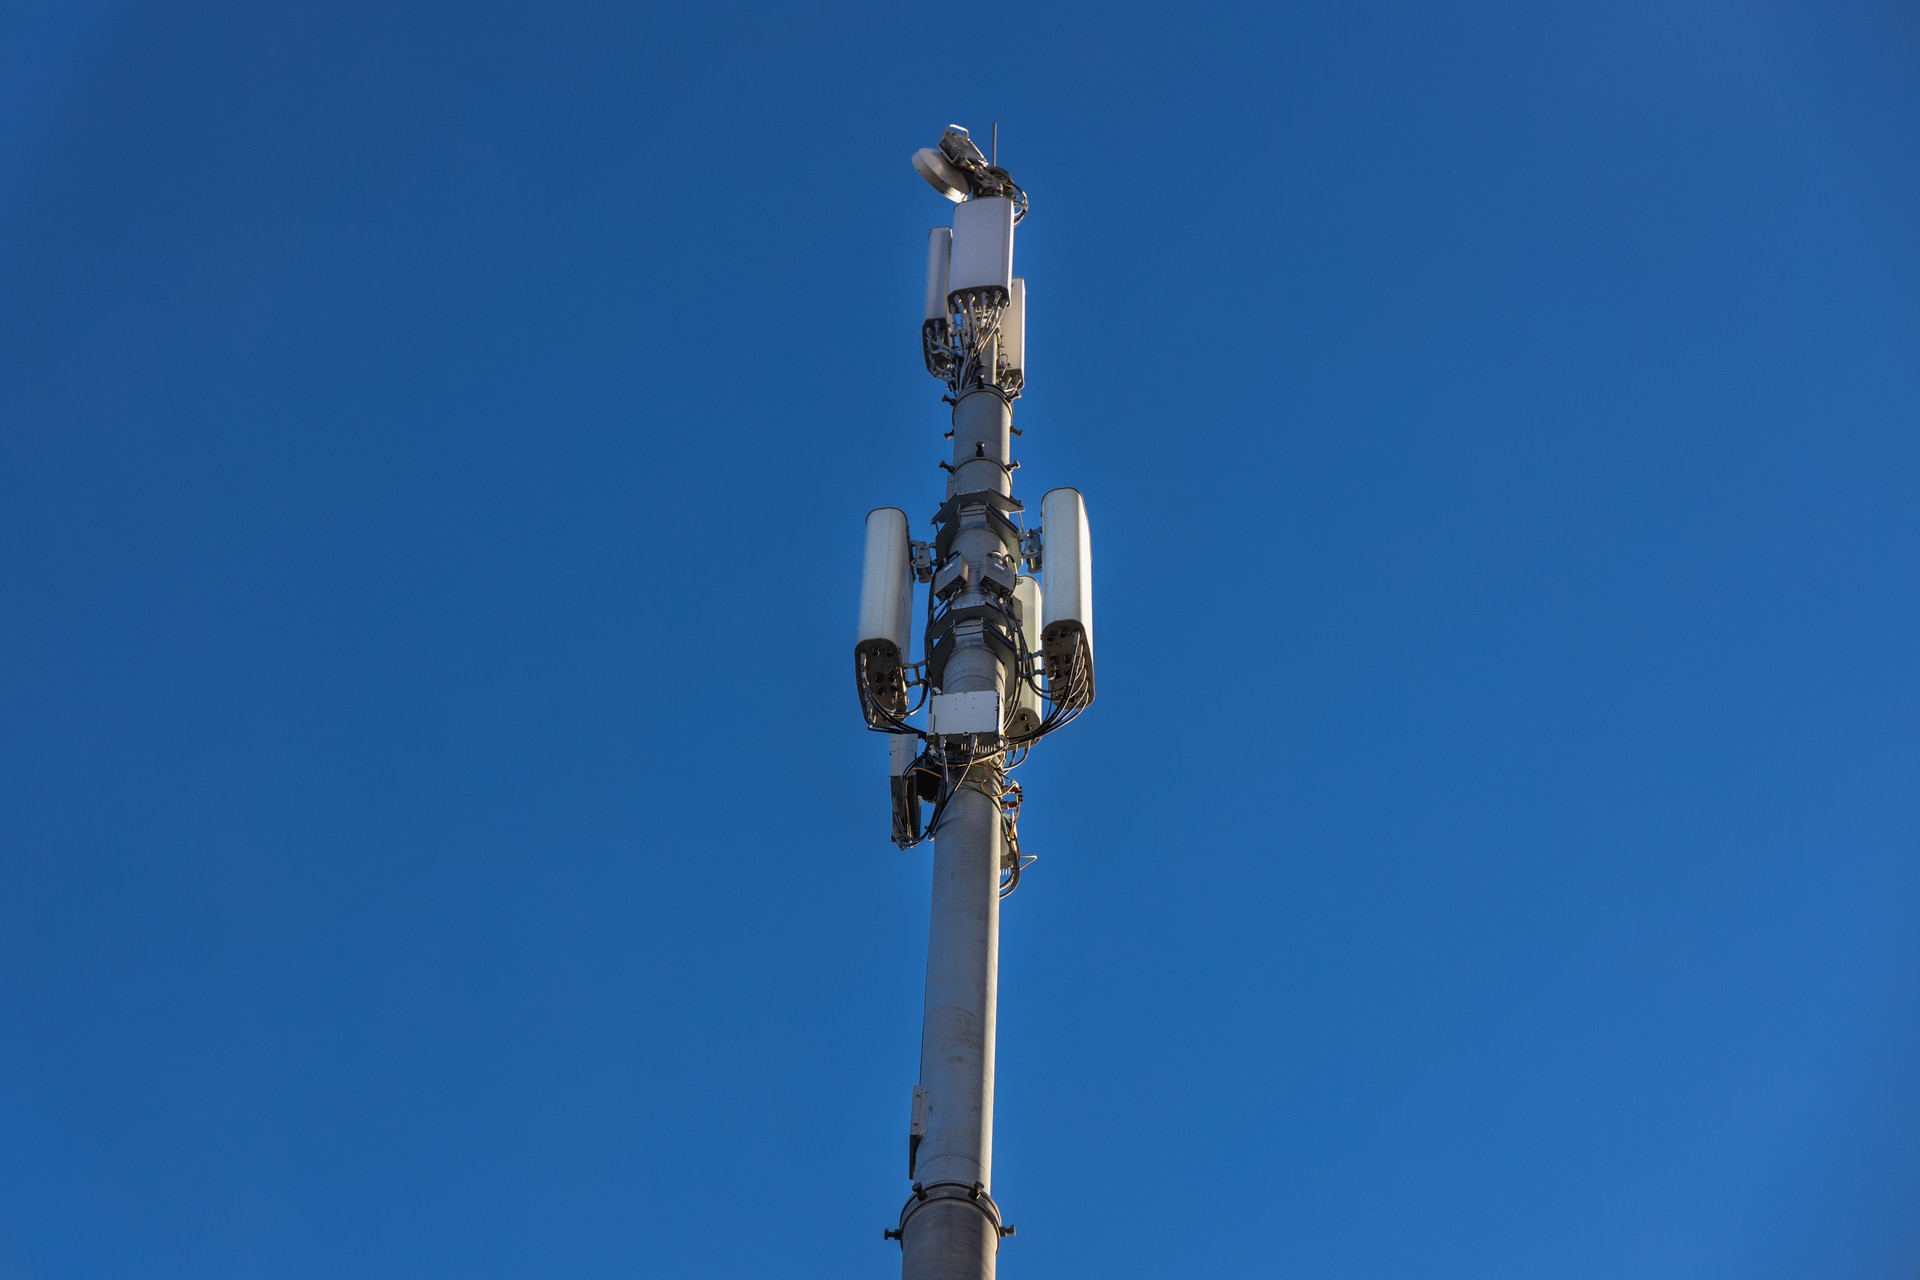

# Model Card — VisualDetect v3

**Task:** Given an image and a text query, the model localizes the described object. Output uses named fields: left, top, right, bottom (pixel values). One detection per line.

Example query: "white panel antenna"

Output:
left=856, top=507, right=914, bottom=725
left=1008, top=574, right=1043, bottom=736
left=998, top=277, right=1025, bottom=393
left=1039, top=488, right=1094, bottom=709
left=947, top=196, right=1014, bottom=298
left=923, top=228, right=952, bottom=331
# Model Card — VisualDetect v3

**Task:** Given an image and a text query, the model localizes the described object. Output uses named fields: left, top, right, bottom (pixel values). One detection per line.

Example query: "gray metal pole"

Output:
left=897, top=388, right=1014, bottom=1280
left=880, top=132, right=1073, bottom=1277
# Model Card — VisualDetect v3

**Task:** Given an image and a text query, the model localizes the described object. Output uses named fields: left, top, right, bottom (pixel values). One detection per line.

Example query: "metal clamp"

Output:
left=1018, top=526, right=1042, bottom=573
left=887, top=1181, right=1014, bottom=1248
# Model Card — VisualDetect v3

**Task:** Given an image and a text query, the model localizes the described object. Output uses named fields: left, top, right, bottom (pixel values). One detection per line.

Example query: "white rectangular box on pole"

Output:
left=929, top=691, right=1003, bottom=737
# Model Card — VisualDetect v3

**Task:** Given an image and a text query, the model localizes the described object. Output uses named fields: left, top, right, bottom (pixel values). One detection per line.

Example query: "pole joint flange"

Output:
left=889, top=1180, right=1010, bottom=1249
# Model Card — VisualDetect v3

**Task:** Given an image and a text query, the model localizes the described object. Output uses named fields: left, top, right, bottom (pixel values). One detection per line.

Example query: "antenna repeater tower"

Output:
left=858, top=126, right=1093, bottom=847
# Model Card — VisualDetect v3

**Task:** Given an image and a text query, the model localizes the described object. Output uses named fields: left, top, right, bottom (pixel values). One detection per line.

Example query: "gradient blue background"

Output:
left=3, top=2, right=1916, bottom=1276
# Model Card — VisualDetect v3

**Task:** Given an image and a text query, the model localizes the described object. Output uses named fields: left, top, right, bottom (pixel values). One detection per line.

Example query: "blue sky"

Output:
left=3, top=2, right=1916, bottom=1276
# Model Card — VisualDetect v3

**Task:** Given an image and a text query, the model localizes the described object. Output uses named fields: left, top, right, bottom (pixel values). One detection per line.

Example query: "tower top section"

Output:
left=912, top=125, right=1028, bottom=222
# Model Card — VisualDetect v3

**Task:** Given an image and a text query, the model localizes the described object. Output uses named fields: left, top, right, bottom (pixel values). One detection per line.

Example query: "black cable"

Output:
left=906, top=737, right=980, bottom=847
left=855, top=654, right=928, bottom=738
left=1005, top=656, right=1087, bottom=745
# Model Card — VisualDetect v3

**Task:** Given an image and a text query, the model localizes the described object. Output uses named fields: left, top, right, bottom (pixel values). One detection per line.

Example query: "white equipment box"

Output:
left=929, top=690, right=1003, bottom=737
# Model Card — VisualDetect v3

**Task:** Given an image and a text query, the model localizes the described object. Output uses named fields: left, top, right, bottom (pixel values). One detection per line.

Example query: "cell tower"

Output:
left=855, top=125, right=1096, bottom=1280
